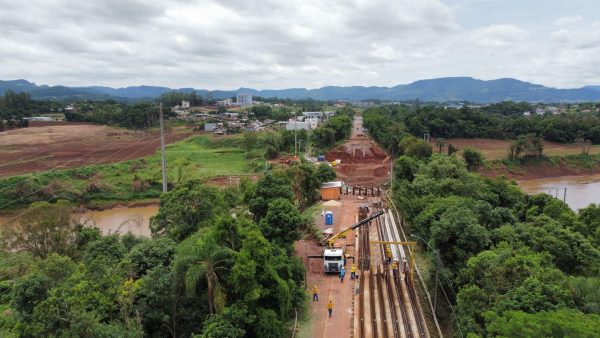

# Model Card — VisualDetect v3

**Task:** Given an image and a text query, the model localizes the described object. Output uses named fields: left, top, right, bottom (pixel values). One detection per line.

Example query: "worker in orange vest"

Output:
left=312, top=285, right=319, bottom=301
left=327, top=299, right=333, bottom=317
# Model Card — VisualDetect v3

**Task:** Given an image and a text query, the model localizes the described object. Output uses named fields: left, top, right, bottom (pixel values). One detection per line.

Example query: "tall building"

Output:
left=236, top=93, right=252, bottom=106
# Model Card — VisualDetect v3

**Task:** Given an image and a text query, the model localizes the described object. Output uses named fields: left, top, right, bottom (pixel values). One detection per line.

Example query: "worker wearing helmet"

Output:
left=351, top=264, right=357, bottom=279
left=312, top=285, right=319, bottom=301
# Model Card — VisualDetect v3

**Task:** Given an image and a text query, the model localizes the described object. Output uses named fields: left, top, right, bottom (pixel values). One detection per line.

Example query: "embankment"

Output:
left=480, top=154, right=600, bottom=180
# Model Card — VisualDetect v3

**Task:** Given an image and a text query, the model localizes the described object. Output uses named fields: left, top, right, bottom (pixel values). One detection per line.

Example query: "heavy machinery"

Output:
left=323, top=209, right=384, bottom=273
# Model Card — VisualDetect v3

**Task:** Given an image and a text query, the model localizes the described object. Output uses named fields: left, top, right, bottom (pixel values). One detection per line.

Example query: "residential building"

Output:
left=302, top=111, right=324, bottom=119
left=305, top=117, right=320, bottom=129
left=181, top=100, right=190, bottom=109
left=217, top=98, right=233, bottom=106
left=236, top=93, right=252, bottom=106
left=204, top=123, right=217, bottom=132
left=285, top=121, right=311, bottom=131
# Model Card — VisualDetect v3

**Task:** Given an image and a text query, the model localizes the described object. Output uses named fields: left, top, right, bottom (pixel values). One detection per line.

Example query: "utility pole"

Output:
left=294, top=111, right=298, bottom=158
left=390, top=155, right=394, bottom=190
left=159, top=102, right=167, bottom=193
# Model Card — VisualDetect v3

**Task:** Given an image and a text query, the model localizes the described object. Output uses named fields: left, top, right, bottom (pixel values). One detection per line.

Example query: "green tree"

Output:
left=578, top=204, right=600, bottom=238
left=259, top=198, right=302, bottom=249
left=448, top=143, right=458, bottom=156
left=1, top=200, right=76, bottom=258
left=316, top=163, right=336, bottom=183
left=485, top=309, right=600, bottom=337
left=126, top=237, right=176, bottom=276
left=436, top=138, right=446, bottom=153
left=150, top=182, right=226, bottom=241
left=174, top=233, right=233, bottom=314
left=248, top=174, right=293, bottom=220
left=394, top=155, right=419, bottom=183
left=462, top=147, right=485, bottom=171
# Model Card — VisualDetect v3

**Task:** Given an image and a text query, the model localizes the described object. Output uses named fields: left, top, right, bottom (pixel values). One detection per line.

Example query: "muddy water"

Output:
left=518, top=174, right=600, bottom=210
left=77, top=205, right=158, bottom=237
left=0, top=205, right=158, bottom=237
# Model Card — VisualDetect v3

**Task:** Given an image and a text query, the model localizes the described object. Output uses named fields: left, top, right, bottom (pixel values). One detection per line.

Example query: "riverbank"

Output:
left=480, top=153, right=600, bottom=180
left=518, top=173, right=600, bottom=210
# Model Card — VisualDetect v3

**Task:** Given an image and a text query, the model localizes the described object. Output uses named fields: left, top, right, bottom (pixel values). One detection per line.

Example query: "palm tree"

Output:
left=174, top=234, right=233, bottom=314
left=436, top=138, right=446, bottom=153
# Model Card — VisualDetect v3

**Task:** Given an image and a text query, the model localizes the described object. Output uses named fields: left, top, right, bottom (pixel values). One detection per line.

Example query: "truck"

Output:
left=323, top=209, right=384, bottom=273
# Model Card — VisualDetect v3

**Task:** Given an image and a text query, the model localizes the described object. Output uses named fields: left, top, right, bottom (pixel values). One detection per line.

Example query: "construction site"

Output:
left=297, top=115, right=438, bottom=338
left=325, top=115, right=391, bottom=187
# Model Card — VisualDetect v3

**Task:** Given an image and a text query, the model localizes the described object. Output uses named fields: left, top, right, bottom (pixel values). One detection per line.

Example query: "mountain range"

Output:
left=1, top=77, right=600, bottom=103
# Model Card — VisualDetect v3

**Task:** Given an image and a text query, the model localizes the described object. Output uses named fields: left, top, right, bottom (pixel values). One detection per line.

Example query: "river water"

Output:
left=76, top=205, right=158, bottom=237
left=0, top=205, right=158, bottom=237
left=518, top=174, right=600, bottom=211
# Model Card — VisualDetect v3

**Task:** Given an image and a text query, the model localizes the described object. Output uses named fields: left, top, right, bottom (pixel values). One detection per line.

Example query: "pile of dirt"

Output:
left=325, top=117, right=391, bottom=186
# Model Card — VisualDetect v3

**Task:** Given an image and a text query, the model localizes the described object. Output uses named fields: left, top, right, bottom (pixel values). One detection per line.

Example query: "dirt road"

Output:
left=297, top=195, right=364, bottom=338
left=0, top=124, right=193, bottom=177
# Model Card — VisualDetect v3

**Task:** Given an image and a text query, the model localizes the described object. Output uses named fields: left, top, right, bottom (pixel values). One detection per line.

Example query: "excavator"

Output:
left=322, top=209, right=384, bottom=273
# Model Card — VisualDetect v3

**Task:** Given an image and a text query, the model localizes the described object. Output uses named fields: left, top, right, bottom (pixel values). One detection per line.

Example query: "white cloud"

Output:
left=0, top=0, right=599, bottom=89
left=470, top=24, right=526, bottom=47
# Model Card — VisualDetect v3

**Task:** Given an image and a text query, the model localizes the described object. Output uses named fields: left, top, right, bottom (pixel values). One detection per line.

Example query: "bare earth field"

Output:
left=443, top=138, right=600, bottom=160
left=0, top=123, right=193, bottom=177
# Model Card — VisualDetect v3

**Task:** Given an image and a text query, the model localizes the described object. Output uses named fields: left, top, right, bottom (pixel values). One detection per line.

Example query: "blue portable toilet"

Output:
left=325, top=211, right=333, bottom=226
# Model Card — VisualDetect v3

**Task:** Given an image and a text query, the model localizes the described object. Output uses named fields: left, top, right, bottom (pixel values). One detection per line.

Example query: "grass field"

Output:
left=0, top=134, right=258, bottom=211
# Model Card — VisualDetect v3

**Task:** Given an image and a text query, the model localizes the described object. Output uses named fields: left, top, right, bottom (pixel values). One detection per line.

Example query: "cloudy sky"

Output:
left=1, top=0, right=599, bottom=89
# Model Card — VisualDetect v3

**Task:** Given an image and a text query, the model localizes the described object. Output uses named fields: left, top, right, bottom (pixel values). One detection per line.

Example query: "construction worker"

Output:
left=327, top=299, right=333, bottom=317
left=350, top=264, right=356, bottom=279
left=386, top=247, right=392, bottom=265
left=312, top=285, right=319, bottom=301
left=339, top=266, right=345, bottom=282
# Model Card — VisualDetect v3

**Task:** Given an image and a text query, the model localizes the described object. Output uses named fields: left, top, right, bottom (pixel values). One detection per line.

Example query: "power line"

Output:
left=0, top=136, right=89, bottom=169
left=438, top=280, right=464, bottom=338
left=0, top=131, right=159, bottom=210
left=0, top=118, right=159, bottom=195
left=0, top=134, right=163, bottom=228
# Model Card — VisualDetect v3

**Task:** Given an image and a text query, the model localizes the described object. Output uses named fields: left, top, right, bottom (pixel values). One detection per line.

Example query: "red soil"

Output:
left=0, top=124, right=193, bottom=177
left=325, top=117, right=390, bottom=186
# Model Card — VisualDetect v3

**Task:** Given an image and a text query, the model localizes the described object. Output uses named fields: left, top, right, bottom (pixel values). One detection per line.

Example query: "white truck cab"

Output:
left=324, top=248, right=344, bottom=273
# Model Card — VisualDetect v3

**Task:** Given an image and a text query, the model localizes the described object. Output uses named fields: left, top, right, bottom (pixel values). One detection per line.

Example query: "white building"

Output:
left=181, top=101, right=190, bottom=109
left=217, top=98, right=233, bottom=106
left=305, top=117, right=320, bottom=129
left=285, top=121, right=311, bottom=131
left=302, top=111, right=324, bottom=119
left=237, top=93, right=252, bottom=106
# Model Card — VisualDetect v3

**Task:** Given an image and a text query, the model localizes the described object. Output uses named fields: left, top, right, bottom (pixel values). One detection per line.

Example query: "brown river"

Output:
left=76, top=205, right=158, bottom=237
left=0, top=205, right=158, bottom=237
left=518, top=174, right=600, bottom=210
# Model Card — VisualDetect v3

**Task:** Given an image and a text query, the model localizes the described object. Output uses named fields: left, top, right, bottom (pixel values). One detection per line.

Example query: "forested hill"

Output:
left=2, top=77, right=600, bottom=103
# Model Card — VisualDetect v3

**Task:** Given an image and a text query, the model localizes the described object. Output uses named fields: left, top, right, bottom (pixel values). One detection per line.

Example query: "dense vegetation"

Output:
left=0, top=158, right=336, bottom=337
left=392, top=147, right=600, bottom=335
left=0, top=91, right=62, bottom=130
left=363, top=103, right=600, bottom=153
left=64, top=101, right=170, bottom=129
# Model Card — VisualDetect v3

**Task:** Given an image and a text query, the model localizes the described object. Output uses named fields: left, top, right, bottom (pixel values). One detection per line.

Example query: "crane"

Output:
left=323, top=209, right=384, bottom=273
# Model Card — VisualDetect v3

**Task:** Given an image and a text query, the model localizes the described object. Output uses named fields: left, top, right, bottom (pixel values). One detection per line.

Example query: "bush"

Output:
left=462, top=147, right=485, bottom=171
